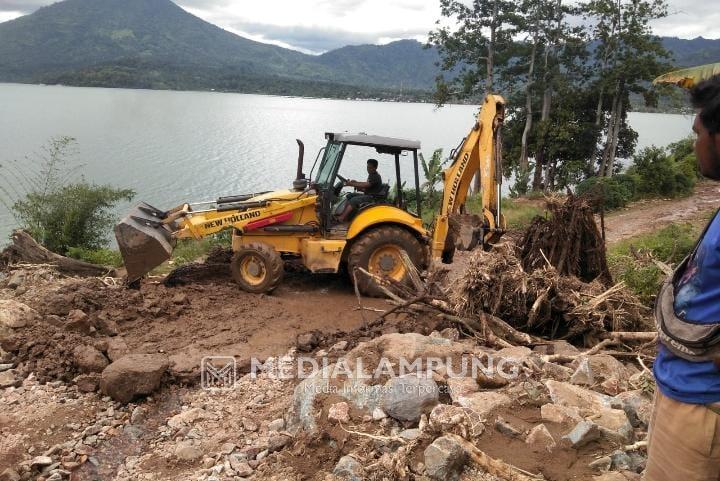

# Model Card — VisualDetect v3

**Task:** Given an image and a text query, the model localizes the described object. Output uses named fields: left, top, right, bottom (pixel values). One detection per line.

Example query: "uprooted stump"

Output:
left=452, top=243, right=649, bottom=340
left=0, top=229, right=113, bottom=277
left=519, top=194, right=612, bottom=286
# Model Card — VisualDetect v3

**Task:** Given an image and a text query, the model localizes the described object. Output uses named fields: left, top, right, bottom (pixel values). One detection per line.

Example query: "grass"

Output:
left=465, top=195, right=544, bottom=229
left=606, top=222, right=701, bottom=305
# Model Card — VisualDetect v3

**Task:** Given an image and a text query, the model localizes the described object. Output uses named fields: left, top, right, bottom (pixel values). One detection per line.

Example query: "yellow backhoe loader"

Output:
left=114, top=94, right=507, bottom=294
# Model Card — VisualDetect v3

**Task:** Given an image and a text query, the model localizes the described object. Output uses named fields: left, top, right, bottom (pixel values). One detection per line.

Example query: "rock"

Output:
left=540, top=403, right=583, bottom=425
left=400, top=428, right=422, bottom=440
left=330, top=340, right=348, bottom=352
left=615, top=390, right=653, bottom=428
left=30, top=455, right=53, bottom=468
left=168, top=408, right=212, bottom=429
left=73, top=373, right=100, bottom=392
left=174, top=441, right=202, bottom=461
left=526, top=424, right=556, bottom=452
left=228, top=455, right=254, bottom=477
left=105, top=337, right=130, bottom=361
left=296, top=331, right=320, bottom=352
left=587, top=355, right=630, bottom=388
left=100, top=354, right=168, bottom=403
left=381, top=375, right=439, bottom=422
left=496, top=346, right=534, bottom=364
left=570, top=358, right=595, bottom=386
left=594, top=408, right=635, bottom=443
left=562, top=420, right=601, bottom=448
left=610, top=450, right=645, bottom=472
left=328, top=402, right=350, bottom=423
left=456, top=391, right=511, bottom=419
left=534, top=340, right=581, bottom=357
left=6, top=271, right=26, bottom=289
left=333, top=455, right=364, bottom=481
left=589, top=456, right=612, bottom=472
left=372, top=408, right=387, bottom=420
left=267, top=434, right=292, bottom=452
left=424, top=435, right=468, bottom=481
left=96, top=317, right=119, bottom=336
left=494, top=417, right=522, bottom=438
left=242, top=417, right=258, bottom=432
left=65, top=309, right=92, bottom=333
left=0, top=469, right=20, bottom=481
left=0, top=300, right=38, bottom=328
left=542, top=361, right=574, bottom=381
left=0, top=370, right=17, bottom=388
left=446, top=377, right=479, bottom=402
left=0, top=364, right=11, bottom=372
left=73, top=345, right=109, bottom=373
left=267, top=418, right=285, bottom=432
left=130, top=407, right=146, bottom=425
left=546, top=380, right=613, bottom=411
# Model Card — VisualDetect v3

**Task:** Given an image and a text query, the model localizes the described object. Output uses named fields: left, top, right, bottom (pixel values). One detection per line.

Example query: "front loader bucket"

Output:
left=114, top=202, right=177, bottom=283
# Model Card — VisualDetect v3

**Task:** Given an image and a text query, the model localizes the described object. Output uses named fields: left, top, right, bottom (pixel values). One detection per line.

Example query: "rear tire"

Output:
left=231, top=242, right=284, bottom=293
left=348, top=226, right=425, bottom=297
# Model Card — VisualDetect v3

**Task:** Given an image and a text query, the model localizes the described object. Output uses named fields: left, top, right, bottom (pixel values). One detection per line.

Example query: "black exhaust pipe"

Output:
left=293, top=139, right=308, bottom=191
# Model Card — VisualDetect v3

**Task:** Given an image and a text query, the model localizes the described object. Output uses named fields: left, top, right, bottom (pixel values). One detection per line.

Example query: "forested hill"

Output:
left=0, top=0, right=718, bottom=97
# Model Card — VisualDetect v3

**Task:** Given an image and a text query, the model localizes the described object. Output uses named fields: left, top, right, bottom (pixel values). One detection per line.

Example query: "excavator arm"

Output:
left=431, top=94, right=506, bottom=261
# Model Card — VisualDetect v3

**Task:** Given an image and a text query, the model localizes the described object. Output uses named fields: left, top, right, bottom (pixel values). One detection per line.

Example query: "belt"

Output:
left=708, top=403, right=720, bottom=416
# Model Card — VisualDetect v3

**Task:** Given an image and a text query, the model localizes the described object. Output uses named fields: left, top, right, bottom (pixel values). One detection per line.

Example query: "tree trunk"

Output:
left=599, top=79, right=623, bottom=176
left=519, top=28, right=539, bottom=181
left=0, top=230, right=114, bottom=276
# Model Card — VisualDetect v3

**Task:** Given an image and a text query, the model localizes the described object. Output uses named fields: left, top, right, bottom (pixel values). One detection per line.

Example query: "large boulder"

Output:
left=381, top=375, right=439, bottom=422
left=100, top=354, right=168, bottom=403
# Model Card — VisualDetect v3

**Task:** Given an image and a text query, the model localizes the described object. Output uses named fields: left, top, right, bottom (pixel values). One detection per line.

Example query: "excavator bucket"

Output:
left=114, top=202, right=177, bottom=283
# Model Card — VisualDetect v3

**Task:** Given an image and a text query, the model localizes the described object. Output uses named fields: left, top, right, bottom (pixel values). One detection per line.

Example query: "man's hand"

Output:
left=344, top=179, right=356, bottom=187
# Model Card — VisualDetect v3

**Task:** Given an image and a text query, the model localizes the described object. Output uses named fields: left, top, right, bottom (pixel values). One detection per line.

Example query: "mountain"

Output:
left=316, top=40, right=440, bottom=90
left=0, top=0, right=322, bottom=82
left=662, top=36, right=720, bottom=67
left=0, top=0, right=438, bottom=93
left=0, top=0, right=719, bottom=97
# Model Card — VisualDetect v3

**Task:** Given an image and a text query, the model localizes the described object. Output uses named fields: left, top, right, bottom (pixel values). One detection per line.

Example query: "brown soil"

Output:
left=603, top=181, right=720, bottom=243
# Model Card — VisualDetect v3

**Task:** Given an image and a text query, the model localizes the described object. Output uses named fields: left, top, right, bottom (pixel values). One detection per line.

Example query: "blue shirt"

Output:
left=654, top=210, right=720, bottom=404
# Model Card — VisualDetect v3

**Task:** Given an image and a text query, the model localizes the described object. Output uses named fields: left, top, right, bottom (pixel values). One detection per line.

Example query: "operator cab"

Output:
left=310, top=132, right=423, bottom=236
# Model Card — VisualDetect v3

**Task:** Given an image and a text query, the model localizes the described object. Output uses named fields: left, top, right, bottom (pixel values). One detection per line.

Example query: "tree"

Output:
left=0, top=137, right=135, bottom=253
left=429, top=0, right=517, bottom=191
left=582, top=0, right=670, bottom=177
left=420, top=149, right=444, bottom=208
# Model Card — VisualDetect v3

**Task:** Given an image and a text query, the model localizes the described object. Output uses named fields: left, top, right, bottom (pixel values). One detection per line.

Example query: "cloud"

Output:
left=229, top=20, right=428, bottom=53
left=651, top=1, right=720, bottom=39
left=0, top=0, right=55, bottom=13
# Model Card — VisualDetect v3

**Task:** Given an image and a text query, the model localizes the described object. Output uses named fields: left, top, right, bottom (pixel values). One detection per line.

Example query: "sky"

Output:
left=0, top=0, right=717, bottom=54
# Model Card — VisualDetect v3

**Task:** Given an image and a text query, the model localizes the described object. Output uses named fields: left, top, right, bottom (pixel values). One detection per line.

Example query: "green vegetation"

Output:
left=67, top=246, right=123, bottom=267
left=576, top=137, right=698, bottom=211
left=171, top=232, right=231, bottom=268
left=608, top=222, right=700, bottom=304
left=0, top=136, right=135, bottom=256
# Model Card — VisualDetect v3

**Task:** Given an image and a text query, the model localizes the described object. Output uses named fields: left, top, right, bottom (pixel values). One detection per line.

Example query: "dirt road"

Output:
left=603, top=181, right=720, bottom=243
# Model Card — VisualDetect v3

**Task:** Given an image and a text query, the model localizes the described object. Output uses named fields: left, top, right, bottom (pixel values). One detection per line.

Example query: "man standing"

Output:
left=337, top=158, right=383, bottom=222
left=646, top=75, right=720, bottom=480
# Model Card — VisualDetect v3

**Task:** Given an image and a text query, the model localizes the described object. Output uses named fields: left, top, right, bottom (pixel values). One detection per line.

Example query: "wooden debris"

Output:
left=0, top=229, right=113, bottom=277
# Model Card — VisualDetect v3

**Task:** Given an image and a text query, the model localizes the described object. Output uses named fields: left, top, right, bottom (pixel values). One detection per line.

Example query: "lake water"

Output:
left=0, top=83, right=695, bottom=245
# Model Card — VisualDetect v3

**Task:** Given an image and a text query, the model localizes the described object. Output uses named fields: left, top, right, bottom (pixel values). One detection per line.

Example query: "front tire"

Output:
left=230, top=242, right=284, bottom=293
left=348, top=226, right=425, bottom=297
